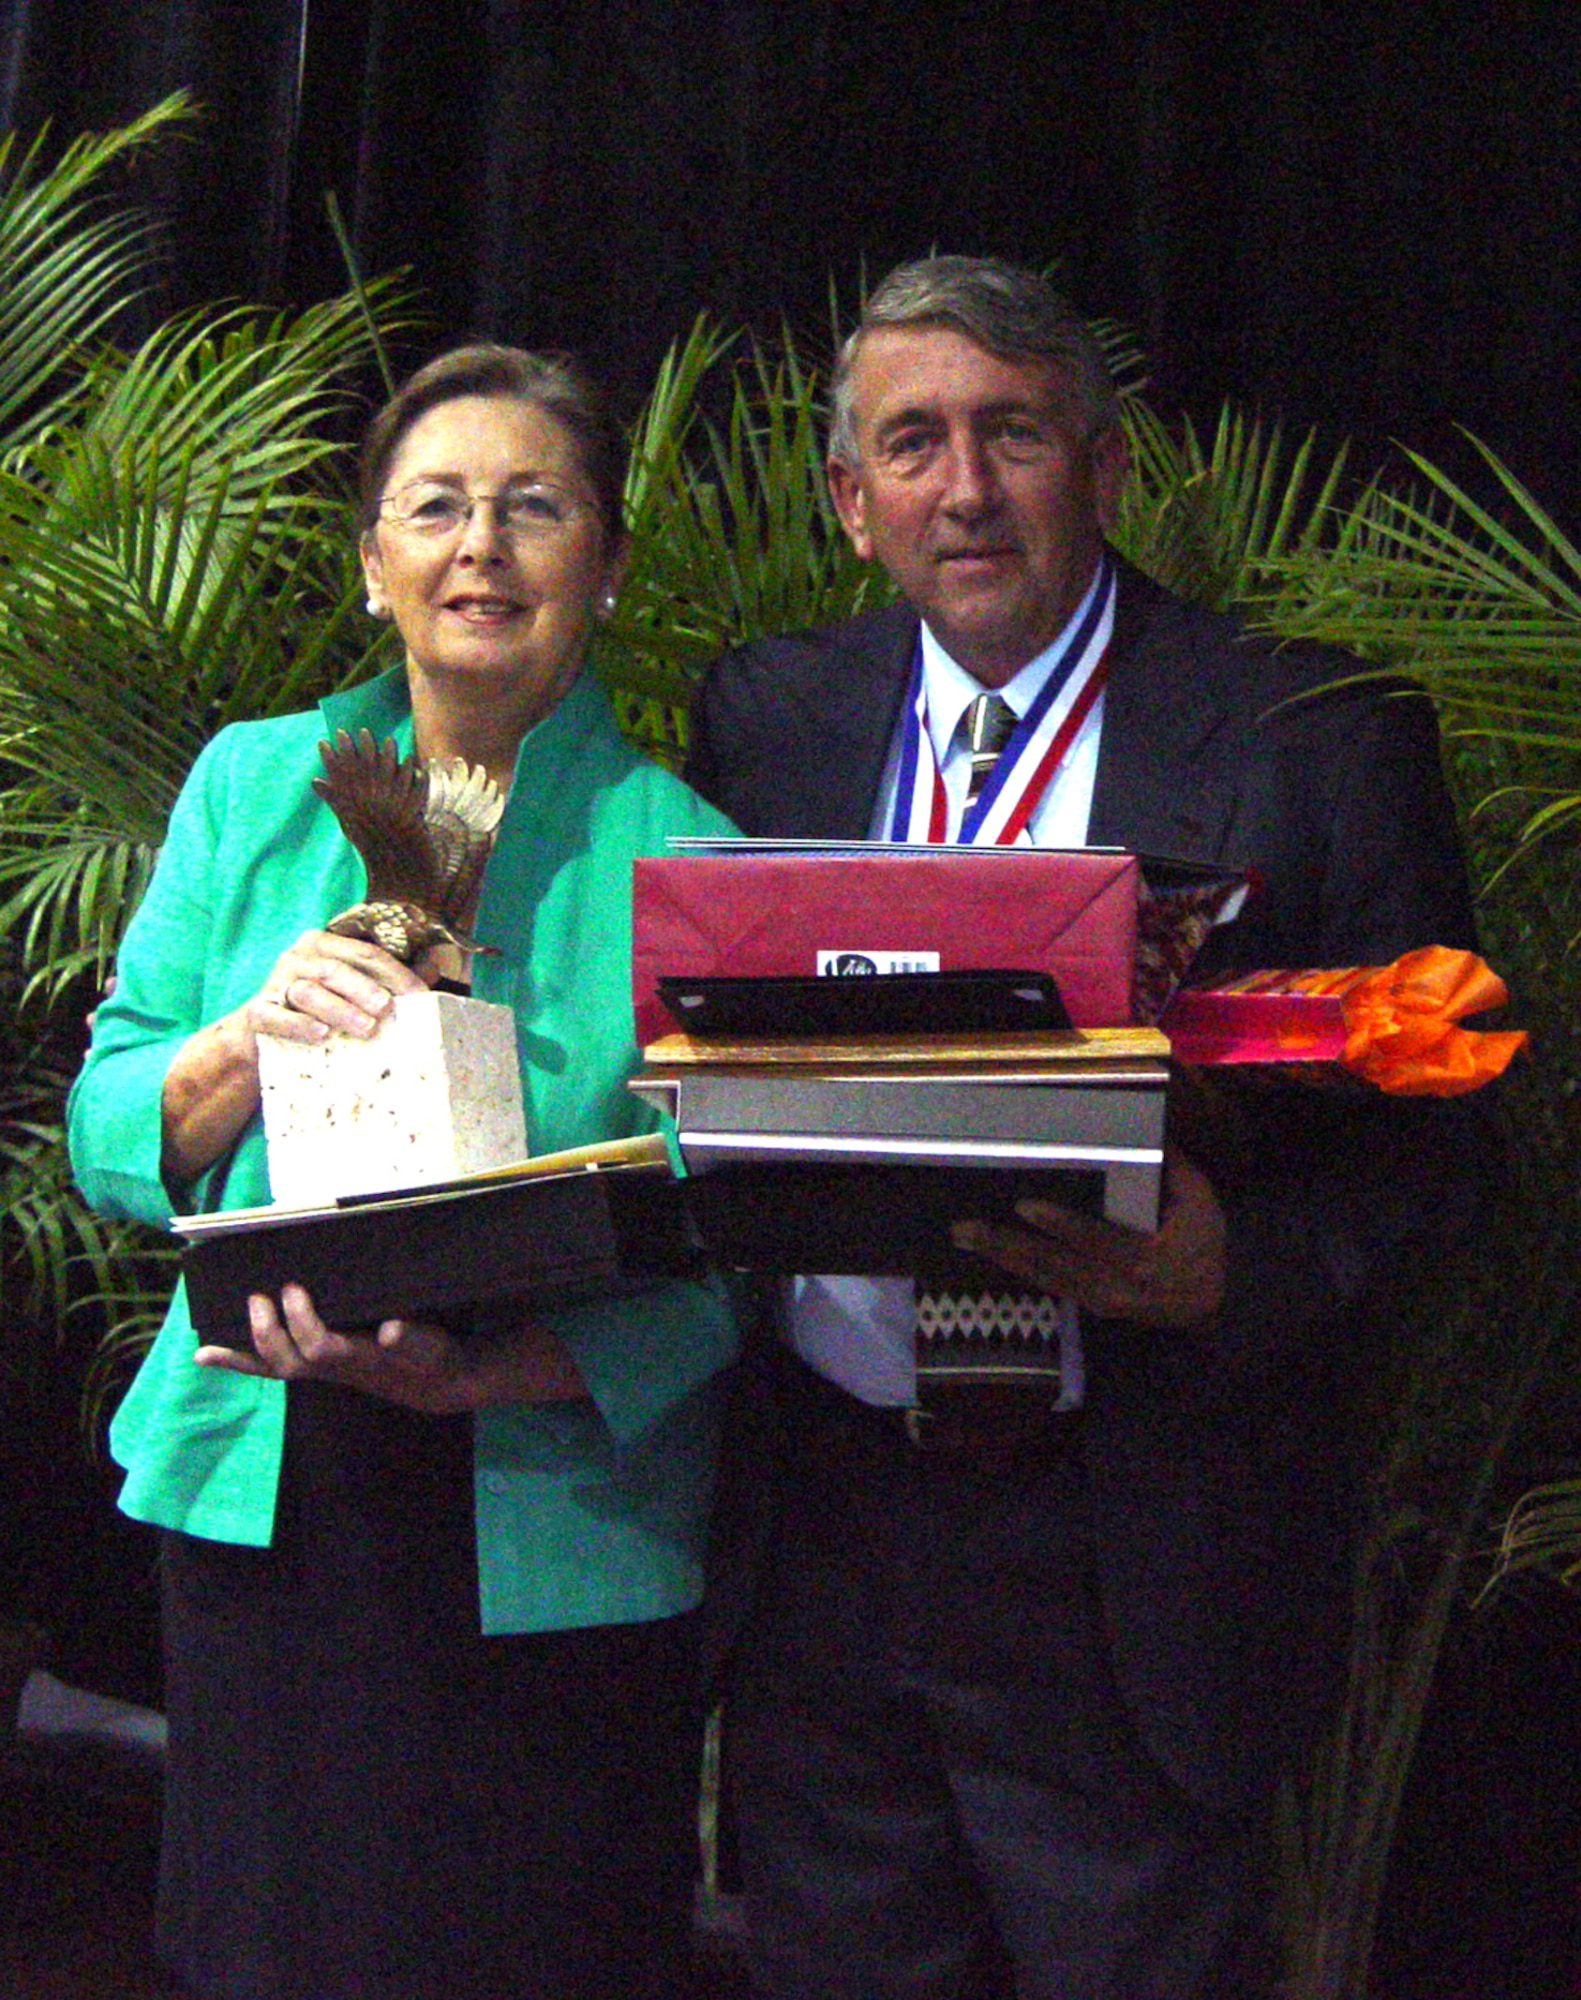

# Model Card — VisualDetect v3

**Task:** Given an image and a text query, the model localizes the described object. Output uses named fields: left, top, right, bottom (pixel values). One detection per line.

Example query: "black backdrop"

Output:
left=3, top=0, right=1578, bottom=527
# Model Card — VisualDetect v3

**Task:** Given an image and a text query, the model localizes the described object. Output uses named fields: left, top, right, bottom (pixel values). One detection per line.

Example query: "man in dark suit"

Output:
left=686, top=255, right=1486, bottom=1999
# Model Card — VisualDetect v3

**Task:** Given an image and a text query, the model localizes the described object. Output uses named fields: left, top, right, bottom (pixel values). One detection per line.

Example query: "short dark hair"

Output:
left=828, top=255, right=1119, bottom=466
left=357, top=343, right=627, bottom=543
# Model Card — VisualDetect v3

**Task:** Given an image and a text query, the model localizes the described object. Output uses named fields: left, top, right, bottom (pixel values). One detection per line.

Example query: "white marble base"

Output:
left=258, top=989, right=526, bottom=1204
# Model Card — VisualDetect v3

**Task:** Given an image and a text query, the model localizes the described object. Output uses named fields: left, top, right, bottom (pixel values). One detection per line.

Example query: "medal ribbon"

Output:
left=886, top=553, right=1116, bottom=846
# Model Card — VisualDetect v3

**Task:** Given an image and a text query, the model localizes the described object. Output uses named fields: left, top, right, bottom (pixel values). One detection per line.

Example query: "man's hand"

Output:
left=950, top=1145, right=1226, bottom=1327
left=195, top=1283, right=588, bottom=1414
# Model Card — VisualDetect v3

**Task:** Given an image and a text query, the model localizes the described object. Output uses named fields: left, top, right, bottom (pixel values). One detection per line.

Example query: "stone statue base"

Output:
left=258, top=989, right=527, bottom=1206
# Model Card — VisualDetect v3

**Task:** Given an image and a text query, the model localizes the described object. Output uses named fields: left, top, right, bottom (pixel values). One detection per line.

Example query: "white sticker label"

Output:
left=816, top=950, right=942, bottom=976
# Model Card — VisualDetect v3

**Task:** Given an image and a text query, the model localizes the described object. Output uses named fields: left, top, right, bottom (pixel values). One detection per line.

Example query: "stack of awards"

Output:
left=629, top=841, right=1174, bottom=1283
left=185, top=822, right=1516, bottom=1358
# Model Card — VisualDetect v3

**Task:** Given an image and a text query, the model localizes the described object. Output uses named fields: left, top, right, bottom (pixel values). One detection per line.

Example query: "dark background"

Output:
left=2, top=0, right=1577, bottom=527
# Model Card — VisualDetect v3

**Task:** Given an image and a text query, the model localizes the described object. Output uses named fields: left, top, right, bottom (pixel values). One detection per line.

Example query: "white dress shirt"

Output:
left=785, top=571, right=1107, bottom=1404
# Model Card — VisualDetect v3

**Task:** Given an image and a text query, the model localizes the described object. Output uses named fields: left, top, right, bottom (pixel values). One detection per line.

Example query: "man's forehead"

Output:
left=847, top=324, right=1079, bottom=427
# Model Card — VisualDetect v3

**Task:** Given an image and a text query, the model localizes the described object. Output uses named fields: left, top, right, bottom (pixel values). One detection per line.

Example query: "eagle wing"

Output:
left=423, top=756, right=506, bottom=927
left=312, top=729, right=442, bottom=908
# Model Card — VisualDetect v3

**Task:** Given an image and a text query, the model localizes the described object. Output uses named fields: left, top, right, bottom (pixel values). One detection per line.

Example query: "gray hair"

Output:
left=827, top=255, right=1120, bottom=466
left=358, top=342, right=627, bottom=544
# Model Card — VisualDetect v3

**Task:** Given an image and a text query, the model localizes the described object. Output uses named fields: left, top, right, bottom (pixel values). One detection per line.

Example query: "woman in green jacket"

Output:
left=68, top=344, right=737, bottom=2000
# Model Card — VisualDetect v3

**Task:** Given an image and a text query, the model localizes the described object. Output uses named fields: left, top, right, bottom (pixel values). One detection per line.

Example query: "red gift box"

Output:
left=631, top=846, right=1140, bottom=1045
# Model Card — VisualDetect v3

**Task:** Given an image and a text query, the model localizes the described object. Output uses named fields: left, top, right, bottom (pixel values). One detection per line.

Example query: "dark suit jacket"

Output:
left=687, top=560, right=1491, bottom=1807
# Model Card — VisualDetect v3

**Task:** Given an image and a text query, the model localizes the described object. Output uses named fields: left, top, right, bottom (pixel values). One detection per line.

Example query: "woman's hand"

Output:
left=195, top=1283, right=588, bottom=1415
left=160, top=932, right=429, bottom=1186
left=245, top=930, right=431, bottom=1045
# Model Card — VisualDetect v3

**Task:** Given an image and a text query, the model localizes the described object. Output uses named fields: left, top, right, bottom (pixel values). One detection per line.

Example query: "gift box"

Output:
left=631, top=843, right=1140, bottom=1045
left=1160, top=947, right=1526, bottom=1096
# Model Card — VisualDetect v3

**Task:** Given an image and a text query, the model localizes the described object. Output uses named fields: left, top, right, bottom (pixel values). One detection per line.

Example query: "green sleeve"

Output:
left=548, top=1271, right=737, bottom=1451
left=67, top=732, right=232, bottom=1228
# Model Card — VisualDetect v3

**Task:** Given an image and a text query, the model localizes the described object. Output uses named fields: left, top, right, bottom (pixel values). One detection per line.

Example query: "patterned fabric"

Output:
left=914, top=1284, right=1065, bottom=1391
left=962, top=691, right=1018, bottom=807
left=916, top=1287, right=1065, bottom=1396
left=916, top=1290, right=1064, bottom=1341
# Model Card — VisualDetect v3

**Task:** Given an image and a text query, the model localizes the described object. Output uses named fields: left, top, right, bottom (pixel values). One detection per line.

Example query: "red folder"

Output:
left=632, top=847, right=1139, bottom=1044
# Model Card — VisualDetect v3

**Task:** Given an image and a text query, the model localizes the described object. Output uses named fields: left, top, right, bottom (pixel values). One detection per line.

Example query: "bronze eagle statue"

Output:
left=312, top=728, right=505, bottom=964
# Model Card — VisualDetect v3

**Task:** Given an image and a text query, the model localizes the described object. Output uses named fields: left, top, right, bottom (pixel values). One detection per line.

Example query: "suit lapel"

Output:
left=1086, top=563, right=1245, bottom=864
left=806, top=606, right=918, bottom=839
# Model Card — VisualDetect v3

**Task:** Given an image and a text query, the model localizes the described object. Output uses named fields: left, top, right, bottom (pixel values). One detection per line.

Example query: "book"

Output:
left=680, top=1158, right=1114, bottom=1282
left=638, top=1025, right=1171, bottom=1071
left=632, top=1068, right=1167, bottom=1148
left=176, top=1135, right=702, bottom=1348
left=632, top=1066, right=1164, bottom=1233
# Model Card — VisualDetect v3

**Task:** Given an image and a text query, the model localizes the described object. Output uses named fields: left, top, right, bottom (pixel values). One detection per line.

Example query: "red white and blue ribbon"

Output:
left=886, top=552, right=1116, bottom=846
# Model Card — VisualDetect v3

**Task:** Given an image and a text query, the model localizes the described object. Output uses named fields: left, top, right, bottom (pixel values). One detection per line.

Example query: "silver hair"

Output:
left=358, top=343, right=627, bottom=543
left=827, top=255, right=1120, bottom=466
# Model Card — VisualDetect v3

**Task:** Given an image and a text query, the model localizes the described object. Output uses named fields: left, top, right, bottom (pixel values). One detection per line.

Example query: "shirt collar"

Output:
left=318, top=661, right=605, bottom=791
left=918, top=559, right=1105, bottom=766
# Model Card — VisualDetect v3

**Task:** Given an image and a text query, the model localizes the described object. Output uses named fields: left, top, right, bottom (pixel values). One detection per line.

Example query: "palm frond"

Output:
left=1492, top=1478, right=1581, bottom=1588
left=0, top=1036, right=173, bottom=1332
left=0, top=463, right=379, bottom=785
left=619, top=314, right=735, bottom=534
left=1235, top=433, right=1581, bottom=892
left=0, top=93, right=196, bottom=450
left=1091, top=316, right=1149, bottom=403
left=607, top=319, right=886, bottom=740
left=1115, top=399, right=1353, bottom=611
left=0, top=492, right=387, bottom=992
left=65, top=282, right=418, bottom=512
left=0, top=816, right=155, bottom=1008
left=1250, top=435, right=1581, bottom=680
left=0, top=273, right=407, bottom=993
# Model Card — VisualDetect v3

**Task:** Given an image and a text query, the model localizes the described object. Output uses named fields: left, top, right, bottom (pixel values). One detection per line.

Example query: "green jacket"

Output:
left=68, top=667, right=739, bottom=1634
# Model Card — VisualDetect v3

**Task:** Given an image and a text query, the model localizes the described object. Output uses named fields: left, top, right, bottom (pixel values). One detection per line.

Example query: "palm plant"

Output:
left=1139, top=425, right=1581, bottom=2000
left=0, top=95, right=186, bottom=453
left=599, top=316, right=888, bottom=765
left=0, top=944, right=162, bottom=1409
left=0, top=96, right=415, bottom=1374
left=0, top=308, right=402, bottom=1005
left=1495, top=1462, right=1581, bottom=1589
left=1299, top=487, right=1581, bottom=1597
left=1054, top=388, right=1581, bottom=1995
left=1114, top=399, right=1359, bottom=613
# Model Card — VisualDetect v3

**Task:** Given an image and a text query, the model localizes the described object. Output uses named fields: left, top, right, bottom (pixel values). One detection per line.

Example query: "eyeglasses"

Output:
left=378, top=479, right=597, bottom=540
